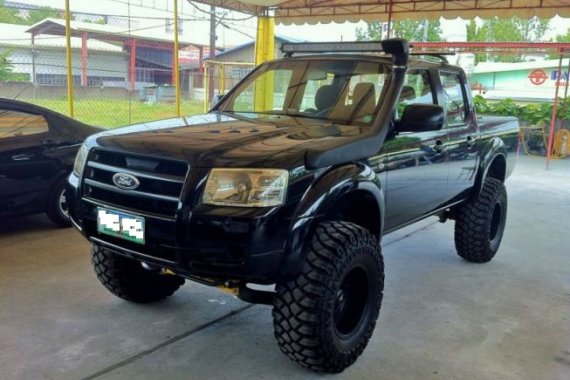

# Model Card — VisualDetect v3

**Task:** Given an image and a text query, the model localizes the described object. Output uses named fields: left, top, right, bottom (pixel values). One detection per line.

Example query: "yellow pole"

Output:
left=64, top=0, right=74, bottom=117
left=204, top=63, right=209, bottom=112
left=173, top=0, right=181, bottom=116
left=220, top=63, right=225, bottom=94
left=254, top=15, right=275, bottom=111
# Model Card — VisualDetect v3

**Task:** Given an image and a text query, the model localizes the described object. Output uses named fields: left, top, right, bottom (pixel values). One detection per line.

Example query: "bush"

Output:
left=474, top=96, right=569, bottom=126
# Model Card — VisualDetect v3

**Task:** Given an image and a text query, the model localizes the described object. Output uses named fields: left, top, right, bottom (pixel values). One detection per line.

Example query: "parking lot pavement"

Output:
left=1, top=155, right=569, bottom=380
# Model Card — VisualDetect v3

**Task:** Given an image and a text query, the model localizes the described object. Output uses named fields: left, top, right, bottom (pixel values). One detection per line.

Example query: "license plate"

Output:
left=97, top=207, right=145, bottom=245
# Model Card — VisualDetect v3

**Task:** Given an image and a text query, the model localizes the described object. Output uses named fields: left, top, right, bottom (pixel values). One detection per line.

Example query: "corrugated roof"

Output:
left=26, top=18, right=206, bottom=49
left=0, top=23, right=123, bottom=52
left=190, top=0, right=570, bottom=25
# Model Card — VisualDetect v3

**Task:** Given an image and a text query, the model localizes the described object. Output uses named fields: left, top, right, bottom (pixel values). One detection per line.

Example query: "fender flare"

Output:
left=472, top=137, right=507, bottom=199
left=277, top=162, right=385, bottom=280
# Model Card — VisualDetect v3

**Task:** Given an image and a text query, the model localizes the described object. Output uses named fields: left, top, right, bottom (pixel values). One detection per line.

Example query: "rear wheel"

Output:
left=272, top=221, right=384, bottom=373
left=454, top=178, right=507, bottom=263
left=91, top=245, right=184, bottom=303
left=46, top=177, right=71, bottom=228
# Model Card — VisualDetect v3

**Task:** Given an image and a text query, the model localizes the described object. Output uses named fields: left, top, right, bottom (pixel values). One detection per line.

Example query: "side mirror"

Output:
left=396, top=104, right=445, bottom=133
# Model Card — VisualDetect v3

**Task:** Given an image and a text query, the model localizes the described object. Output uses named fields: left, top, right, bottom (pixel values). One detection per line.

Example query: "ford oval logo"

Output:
left=112, top=173, right=140, bottom=190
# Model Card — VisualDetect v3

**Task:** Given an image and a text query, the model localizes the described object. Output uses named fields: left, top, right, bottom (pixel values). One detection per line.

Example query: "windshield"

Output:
left=217, top=59, right=390, bottom=126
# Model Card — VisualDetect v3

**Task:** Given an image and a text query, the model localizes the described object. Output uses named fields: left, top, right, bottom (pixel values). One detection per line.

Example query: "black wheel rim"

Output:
left=490, top=201, right=503, bottom=242
left=334, top=266, right=369, bottom=337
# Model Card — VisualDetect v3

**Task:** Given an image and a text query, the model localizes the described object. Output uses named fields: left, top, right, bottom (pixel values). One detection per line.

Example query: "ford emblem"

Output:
left=112, top=173, right=140, bottom=190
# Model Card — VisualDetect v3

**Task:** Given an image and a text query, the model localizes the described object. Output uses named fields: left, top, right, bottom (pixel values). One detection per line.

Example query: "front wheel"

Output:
left=92, top=246, right=184, bottom=303
left=454, top=178, right=508, bottom=263
left=272, top=221, right=384, bottom=373
left=46, top=177, right=71, bottom=228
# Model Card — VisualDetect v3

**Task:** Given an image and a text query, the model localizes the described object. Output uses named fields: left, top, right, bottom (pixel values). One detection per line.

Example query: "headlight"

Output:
left=202, top=168, right=288, bottom=207
left=72, top=144, right=89, bottom=177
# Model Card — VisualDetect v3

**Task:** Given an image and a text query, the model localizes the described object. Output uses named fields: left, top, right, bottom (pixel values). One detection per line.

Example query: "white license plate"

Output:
left=97, top=207, right=145, bottom=245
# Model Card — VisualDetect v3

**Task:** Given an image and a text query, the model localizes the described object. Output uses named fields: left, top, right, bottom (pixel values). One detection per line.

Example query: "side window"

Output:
left=0, top=109, right=49, bottom=139
left=439, top=72, right=467, bottom=126
left=396, top=70, right=435, bottom=119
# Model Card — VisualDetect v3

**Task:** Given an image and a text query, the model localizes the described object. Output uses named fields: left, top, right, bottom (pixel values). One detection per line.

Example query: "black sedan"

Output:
left=0, top=98, right=99, bottom=227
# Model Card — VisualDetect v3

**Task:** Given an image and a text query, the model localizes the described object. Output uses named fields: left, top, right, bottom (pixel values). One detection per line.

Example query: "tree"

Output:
left=0, top=50, right=28, bottom=82
left=0, top=0, right=26, bottom=24
left=466, top=17, right=550, bottom=63
left=556, top=28, right=570, bottom=43
left=26, top=7, right=62, bottom=25
left=356, top=19, right=443, bottom=42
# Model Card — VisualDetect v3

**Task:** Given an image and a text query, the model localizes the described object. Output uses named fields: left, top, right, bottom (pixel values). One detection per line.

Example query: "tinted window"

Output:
left=0, top=110, right=49, bottom=139
left=396, top=70, right=435, bottom=119
left=220, top=60, right=390, bottom=126
left=439, top=72, right=467, bottom=126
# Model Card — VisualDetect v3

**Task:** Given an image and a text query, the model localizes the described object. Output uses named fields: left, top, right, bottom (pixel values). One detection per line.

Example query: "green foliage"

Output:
left=474, top=96, right=569, bottom=126
left=473, top=95, right=491, bottom=114
left=0, top=2, right=64, bottom=25
left=26, top=7, right=62, bottom=25
left=356, top=19, right=443, bottom=42
left=555, top=28, right=570, bottom=43
left=466, top=17, right=550, bottom=63
left=0, top=49, right=27, bottom=82
left=491, top=98, right=520, bottom=118
left=0, top=0, right=26, bottom=24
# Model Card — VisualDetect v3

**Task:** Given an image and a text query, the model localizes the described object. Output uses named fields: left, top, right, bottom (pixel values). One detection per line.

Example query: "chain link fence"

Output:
left=0, top=3, right=249, bottom=128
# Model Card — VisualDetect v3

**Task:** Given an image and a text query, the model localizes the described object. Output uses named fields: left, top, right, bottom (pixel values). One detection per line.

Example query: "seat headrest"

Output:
left=315, top=85, right=338, bottom=111
left=352, top=82, right=376, bottom=117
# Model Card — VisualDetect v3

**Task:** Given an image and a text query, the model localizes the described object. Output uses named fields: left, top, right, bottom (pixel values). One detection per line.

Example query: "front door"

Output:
left=0, top=108, right=57, bottom=215
left=382, top=69, right=449, bottom=231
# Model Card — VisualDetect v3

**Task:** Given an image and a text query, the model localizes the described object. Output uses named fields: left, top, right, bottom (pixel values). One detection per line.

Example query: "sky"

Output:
left=6, top=0, right=570, bottom=48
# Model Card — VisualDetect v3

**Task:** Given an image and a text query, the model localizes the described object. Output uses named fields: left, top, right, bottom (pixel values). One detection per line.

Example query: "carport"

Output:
left=2, top=2, right=570, bottom=380
left=192, top=0, right=570, bottom=166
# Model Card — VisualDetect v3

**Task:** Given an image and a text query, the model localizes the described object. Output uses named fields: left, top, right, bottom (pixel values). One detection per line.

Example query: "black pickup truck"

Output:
left=67, top=40, right=519, bottom=373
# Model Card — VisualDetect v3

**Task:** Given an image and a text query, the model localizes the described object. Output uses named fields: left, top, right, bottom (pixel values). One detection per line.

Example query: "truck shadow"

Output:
left=0, top=214, right=57, bottom=237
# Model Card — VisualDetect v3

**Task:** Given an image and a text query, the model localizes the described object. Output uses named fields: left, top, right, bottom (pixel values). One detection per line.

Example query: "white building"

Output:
left=0, top=23, right=127, bottom=87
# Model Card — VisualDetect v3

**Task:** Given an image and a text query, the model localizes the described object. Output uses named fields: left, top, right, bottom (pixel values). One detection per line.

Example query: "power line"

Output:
left=186, top=1, right=256, bottom=22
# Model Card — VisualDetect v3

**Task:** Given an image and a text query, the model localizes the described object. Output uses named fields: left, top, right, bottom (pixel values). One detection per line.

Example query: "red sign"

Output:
left=528, top=69, right=548, bottom=85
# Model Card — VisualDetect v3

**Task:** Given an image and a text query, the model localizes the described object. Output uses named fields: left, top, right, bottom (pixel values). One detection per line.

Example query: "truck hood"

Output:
left=92, top=113, right=369, bottom=169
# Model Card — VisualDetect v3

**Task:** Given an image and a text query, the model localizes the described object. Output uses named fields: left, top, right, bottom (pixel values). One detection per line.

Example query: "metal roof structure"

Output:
left=411, top=41, right=570, bottom=55
left=26, top=18, right=206, bottom=50
left=191, top=0, right=570, bottom=25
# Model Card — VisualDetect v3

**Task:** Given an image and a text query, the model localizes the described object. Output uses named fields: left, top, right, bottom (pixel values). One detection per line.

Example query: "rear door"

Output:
left=0, top=108, right=59, bottom=215
left=437, top=70, right=480, bottom=200
left=382, top=68, right=449, bottom=231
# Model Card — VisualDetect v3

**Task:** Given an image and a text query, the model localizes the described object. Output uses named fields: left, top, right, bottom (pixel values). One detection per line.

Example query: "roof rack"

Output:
left=280, top=39, right=410, bottom=66
left=409, top=52, right=456, bottom=63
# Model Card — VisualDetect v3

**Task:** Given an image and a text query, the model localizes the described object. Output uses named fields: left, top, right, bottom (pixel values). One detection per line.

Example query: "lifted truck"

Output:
left=67, top=39, right=519, bottom=373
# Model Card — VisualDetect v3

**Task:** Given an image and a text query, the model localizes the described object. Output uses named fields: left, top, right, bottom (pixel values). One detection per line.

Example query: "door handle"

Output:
left=466, top=136, right=476, bottom=147
left=433, top=139, right=444, bottom=153
left=12, top=153, right=34, bottom=161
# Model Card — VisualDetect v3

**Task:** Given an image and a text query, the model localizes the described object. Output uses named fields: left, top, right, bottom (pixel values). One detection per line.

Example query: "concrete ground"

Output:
left=1, top=155, right=569, bottom=380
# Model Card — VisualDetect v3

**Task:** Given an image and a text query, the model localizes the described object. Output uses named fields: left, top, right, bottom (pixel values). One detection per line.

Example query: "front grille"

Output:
left=83, top=149, right=188, bottom=218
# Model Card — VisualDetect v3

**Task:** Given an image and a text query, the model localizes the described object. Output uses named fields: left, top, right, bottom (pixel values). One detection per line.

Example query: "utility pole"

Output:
left=208, top=5, right=216, bottom=105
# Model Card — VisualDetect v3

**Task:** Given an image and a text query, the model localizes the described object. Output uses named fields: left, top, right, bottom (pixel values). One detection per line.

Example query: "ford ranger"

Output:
left=67, top=39, right=519, bottom=373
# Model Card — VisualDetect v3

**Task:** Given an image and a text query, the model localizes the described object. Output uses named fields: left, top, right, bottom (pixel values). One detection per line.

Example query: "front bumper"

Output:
left=67, top=172, right=292, bottom=282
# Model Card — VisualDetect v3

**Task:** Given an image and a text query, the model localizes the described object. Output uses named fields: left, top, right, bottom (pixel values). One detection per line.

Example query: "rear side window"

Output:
left=0, top=109, right=49, bottom=139
left=396, top=69, right=435, bottom=119
left=439, top=72, right=467, bottom=126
